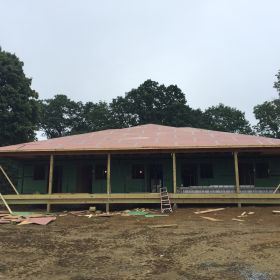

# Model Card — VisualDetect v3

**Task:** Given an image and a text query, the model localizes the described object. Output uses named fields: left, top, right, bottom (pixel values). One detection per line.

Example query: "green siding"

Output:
left=16, top=155, right=280, bottom=194
left=21, top=163, right=48, bottom=194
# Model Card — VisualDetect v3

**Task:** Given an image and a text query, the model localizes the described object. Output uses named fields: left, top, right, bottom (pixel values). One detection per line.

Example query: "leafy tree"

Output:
left=253, top=70, right=280, bottom=138
left=254, top=99, right=280, bottom=138
left=74, top=101, right=116, bottom=133
left=110, top=96, right=138, bottom=128
left=274, top=70, right=280, bottom=97
left=203, top=103, right=253, bottom=134
left=0, top=48, right=40, bottom=146
left=110, top=79, right=203, bottom=128
left=40, top=94, right=83, bottom=138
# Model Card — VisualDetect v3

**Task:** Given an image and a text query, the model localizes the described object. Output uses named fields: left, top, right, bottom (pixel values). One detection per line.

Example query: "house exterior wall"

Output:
left=16, top=155, right=280, bottom=194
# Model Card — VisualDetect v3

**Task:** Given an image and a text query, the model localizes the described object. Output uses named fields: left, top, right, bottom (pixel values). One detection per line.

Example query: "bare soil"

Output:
left=1, top=206, right=280, bottom=280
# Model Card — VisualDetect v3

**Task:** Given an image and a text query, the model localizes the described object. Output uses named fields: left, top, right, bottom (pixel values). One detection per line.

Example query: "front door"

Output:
left=182, top=164, right=198, bottom=187
left=239, top=163, right=255, bottom=185
left=149, top=164, right=163, bottom=192
left=77, top=165, right=93, bottom=193
left=53, top=166, right=63, bottom=193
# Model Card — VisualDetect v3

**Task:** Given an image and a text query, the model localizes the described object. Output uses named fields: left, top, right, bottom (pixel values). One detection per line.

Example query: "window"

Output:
left=256, top=162, right=269, bottom=178
left=95, top=165, right=107, bottom=180
left=200, top=163, right=213, bottom=179
left=132, top=164, right=145, bottom=179
left=33, top=165, right=46, bottom=180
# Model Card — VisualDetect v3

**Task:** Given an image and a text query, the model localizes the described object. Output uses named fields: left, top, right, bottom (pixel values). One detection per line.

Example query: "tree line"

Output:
left=0, top=47, right=280, bottom=147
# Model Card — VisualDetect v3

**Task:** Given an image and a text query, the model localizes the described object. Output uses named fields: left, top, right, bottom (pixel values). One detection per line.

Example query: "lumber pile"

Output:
left=0, top=211, right=56, bottom=225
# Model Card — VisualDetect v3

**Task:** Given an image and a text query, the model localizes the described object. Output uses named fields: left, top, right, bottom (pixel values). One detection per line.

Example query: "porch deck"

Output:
left=2, top=192, right=280, bottom=205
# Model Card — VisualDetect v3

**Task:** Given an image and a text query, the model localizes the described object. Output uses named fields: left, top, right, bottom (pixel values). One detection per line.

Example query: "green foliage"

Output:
left=253, top=69, right=280, bottom=138
left=0, top=49, right=40, bottom=146
left=110, top=79, right=204, bottom=128
left=40, top=94, right=83, bottom=138
left=203, top=103, right=253, bottom=134
left=75, top=101, right=116, bottom=133
left=274, top=70, right=280, bottom=97
left=254, top=99, right=280, bottom=138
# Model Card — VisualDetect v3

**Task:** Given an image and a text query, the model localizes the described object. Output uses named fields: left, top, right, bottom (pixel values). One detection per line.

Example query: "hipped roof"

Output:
left=0, top=124, right=280, bottom=155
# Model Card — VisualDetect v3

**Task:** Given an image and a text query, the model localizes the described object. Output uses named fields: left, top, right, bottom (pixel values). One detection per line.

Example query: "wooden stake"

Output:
left=234, top=152, right=240, bottom=193
left=172, top=153, right=177, bottom=193
left=47, top=154, right=54, bottom=212
left=106, top=153, right=111, bottom=213
left=0, top=193, right=13, bottom=214
left=273, top=183, right=280, bottom=194
left=0, top=165, right=19, bottom=194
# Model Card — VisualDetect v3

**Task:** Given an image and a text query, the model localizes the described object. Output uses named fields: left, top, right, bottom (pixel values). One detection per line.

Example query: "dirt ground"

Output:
left=1, top=206, right=280, bottom=280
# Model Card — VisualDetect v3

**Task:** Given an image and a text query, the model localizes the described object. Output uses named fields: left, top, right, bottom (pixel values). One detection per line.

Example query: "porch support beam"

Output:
left=106, top=153, right=111, bottom=213
left=4, top=193, right=280, bottom=205
left=234, top=152, right=240, bottom=193
left=172, top=153, right=177, bottom=193
left=47, top=154, right=54, bottom=212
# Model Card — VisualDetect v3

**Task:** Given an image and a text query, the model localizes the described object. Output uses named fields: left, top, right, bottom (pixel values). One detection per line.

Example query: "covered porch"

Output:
left=1, top=148, right=280, bottom=211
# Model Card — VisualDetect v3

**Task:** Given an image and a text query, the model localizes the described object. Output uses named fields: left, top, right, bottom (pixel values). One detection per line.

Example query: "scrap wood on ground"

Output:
left=0, top=195, right=56, bottom=226
left=67, top=208, right=169, bottom=218
left=148, top=224, right=178, bottom=228
left=0, top=211, right=56, bottom=226
left=200, top=216, right=223, bottom=222
left=194, top=208, right=225, bottom=214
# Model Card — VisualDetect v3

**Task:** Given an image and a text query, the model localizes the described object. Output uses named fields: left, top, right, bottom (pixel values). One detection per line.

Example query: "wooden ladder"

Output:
left=160, top=187, right=173, bottom=213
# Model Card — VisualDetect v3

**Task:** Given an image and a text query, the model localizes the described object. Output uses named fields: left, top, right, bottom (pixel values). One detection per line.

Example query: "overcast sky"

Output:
left=1, top=0, right=280, bottom=125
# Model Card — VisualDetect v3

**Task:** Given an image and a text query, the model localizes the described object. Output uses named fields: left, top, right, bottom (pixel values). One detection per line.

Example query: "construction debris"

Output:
left=144, top=214, right=169, bottom=218
left=0, top=206, right=167, bottom=225
left=200, top=216, right=223, bottom=222
left=0, top=193, right=13, bottom=214
left=127, top=210, right=149, bottom=216
left=18, top=217, right=56, bottom=226
left=0, top=208, right=56, bottom=226
left=148, top=224, right=178, bottom=229
left=89, top=206, right=96, bottom=212
left=232, top=218, right=245, bottom=222
left=194, top=208, right=225, bottom=214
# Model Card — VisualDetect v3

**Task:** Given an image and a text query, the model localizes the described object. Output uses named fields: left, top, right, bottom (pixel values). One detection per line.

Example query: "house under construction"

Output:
left=1, top=124, right=280, bottom=211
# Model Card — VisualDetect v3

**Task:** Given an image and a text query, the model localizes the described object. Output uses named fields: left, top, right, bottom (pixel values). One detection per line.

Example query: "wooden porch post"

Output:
left=234, top=152, right=240, bottom=193
left=172, top=153, right=177, bottom=193
left=106, top=153, right=111, bottom=213
left=234, top=151, right=241, bottom=207
left=47, top=154, right=54, bottom=212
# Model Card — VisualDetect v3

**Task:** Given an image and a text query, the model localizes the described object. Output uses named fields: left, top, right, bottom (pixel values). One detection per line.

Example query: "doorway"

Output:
left=53, top=166, right=63, bottom=193
left=239, top=163, right=255, bottom=185
left=77, top=165, right=93, bottom=193
left=181, top=164, right=198, bottom=187
left=148, top=164, right=163, bottom=192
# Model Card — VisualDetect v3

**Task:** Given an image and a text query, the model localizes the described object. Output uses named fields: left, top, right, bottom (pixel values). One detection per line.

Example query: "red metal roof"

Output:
left=0, top=124, right=280, bottom=154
